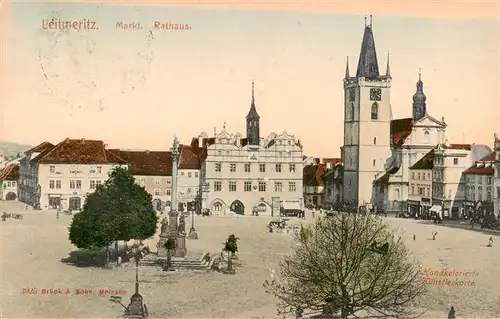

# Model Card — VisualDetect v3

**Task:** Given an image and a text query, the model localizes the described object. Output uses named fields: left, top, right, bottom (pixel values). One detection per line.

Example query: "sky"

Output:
left=1, top=1, right=499, bottom=157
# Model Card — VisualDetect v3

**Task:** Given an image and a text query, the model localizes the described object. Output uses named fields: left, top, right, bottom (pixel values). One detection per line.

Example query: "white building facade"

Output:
left=342, top=20, right=392, bottom=207
left=494, top=135, right=500, bottom=218
left=0, top=164, right=19, bottom=200
left=198, top=82, right=304, bottom=216
left=19, top=139, right=127, bottom=210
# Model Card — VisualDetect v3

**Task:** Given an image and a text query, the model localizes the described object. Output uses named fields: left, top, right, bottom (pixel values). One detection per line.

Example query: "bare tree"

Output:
left=263, top=213, right=426, bottom=318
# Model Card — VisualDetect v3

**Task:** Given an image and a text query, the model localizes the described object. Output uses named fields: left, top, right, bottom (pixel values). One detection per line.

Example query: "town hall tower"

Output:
left=342, top=17, right=393, bottom=207
left=246, top=81, right=260, bottom=146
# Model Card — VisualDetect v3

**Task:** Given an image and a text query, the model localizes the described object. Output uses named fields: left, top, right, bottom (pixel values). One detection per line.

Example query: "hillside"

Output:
left=0, top=142, right=32, bottom=159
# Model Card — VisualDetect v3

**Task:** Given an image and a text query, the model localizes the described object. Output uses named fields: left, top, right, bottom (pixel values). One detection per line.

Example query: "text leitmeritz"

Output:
left=42, top=18, right=99, bottom=30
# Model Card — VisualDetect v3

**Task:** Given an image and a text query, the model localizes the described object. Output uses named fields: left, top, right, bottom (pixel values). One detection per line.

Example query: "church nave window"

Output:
left=373, top=137, right=377, bottom=145
left=371, top=102, right=378, bottom=120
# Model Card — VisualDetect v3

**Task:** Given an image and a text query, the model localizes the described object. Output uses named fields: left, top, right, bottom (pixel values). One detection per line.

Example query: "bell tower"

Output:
left=246, top=80, right=260, bottom=146
left=342, top=16, right=393, bottom=207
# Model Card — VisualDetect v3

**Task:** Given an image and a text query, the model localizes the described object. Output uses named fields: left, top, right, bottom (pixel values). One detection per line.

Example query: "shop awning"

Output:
left=282, top=201, right=301, bottom=210
left=430, top=205, right=442, bottom=212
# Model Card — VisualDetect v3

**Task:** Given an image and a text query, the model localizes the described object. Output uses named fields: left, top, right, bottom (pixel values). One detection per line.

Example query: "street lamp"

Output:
left=188, top=192, right=199, bottom=240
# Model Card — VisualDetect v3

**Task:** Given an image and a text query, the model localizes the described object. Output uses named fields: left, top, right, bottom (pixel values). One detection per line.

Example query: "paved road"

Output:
left=431, top=219, right=500, bottom=235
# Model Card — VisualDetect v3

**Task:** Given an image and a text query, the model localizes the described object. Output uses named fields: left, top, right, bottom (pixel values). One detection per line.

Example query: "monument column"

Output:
left=169, top=137, right=180, bottom=232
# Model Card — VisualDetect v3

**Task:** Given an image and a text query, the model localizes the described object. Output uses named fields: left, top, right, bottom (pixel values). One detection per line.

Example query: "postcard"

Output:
left=1, top=1, right=499, bottom=318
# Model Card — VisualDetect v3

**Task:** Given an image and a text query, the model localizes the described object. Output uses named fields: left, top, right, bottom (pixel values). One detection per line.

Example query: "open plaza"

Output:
left=1, top=200, right=499, bottom=318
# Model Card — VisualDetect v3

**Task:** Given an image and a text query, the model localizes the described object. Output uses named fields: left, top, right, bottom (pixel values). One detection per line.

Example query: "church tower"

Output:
left=246, top=80, right=260, bottom=146
left=412, top=70, right=427, bottom=121
left=342, top=16, right=393, bottom=207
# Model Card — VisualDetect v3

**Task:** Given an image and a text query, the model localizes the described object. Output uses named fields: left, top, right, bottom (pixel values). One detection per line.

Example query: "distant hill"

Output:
left=0, top=142, right=32, bottom=159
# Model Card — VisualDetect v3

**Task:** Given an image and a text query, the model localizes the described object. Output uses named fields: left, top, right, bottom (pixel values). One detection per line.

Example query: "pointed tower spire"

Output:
left=356, top=17, right=379, bottom=78
left=251, top=80, right=255, bottom=104
left=345, top=56, right=350, bottom=79
left=246, top=80, right=259, bottom=119
left=385, top=51, right=391, bottom=78
left=246, top=80, right=260, bottom=146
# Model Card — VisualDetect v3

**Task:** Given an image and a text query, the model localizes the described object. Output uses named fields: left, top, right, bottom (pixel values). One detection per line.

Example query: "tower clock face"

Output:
left=349, top=88, right=356, bottom=102
left=370, top=88, right=382, bottom=101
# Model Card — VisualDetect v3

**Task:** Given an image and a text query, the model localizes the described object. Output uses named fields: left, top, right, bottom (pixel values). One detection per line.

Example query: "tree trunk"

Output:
left=105, top=246, right=110, bottom=268
left=114, top=241, right=119, bottom=251
left=166, top=249, right=172, bottom=270
left=227, top=252, right=232, bottom=272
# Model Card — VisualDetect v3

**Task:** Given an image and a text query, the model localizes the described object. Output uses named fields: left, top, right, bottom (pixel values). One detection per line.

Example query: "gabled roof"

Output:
left=390, top=118, right=414, bottom=146
left=179, top=144, right=201, bottom=170
left=0, top=164, right=19, bottom=181
left=464, top=151, right=496, bottom=175
left=25, top=141, right=54, bottom=154
left=410, top=149, right=435, bottom=170
left=35, top=138, right=127, bottom=165
left=414, top=113, right=446, bottom=128
left=108, top=149, right=172, bottom=176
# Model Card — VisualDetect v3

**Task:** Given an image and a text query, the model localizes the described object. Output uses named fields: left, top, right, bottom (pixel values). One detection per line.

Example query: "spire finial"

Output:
left=370, top=14, right=373, bottom=26
left=419, top=68, right=421, bottom=81
left=386, top=51, right=391, bottom=77
left=345, top=56, right=350, bottom=79
left=223, top=121, right=226, bottom=130
left=251, top=80, right=255, bottom=103
left=364, top=16, right=367, bottom=27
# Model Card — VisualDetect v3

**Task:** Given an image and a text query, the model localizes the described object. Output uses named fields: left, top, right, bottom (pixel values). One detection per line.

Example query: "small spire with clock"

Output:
left=412, top=68, right=427, bottom=121
left=246, top=80, right=260, bottom=146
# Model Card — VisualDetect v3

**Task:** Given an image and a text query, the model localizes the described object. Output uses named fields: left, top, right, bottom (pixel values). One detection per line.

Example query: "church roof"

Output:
left=410, top=149, right=435, bottom=170
left=390, top=118, right=414, bottom=146
left=356, top=24, right=379, bottom=78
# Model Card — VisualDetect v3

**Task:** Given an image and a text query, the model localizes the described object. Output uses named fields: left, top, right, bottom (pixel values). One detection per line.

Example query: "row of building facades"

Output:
left=1, top=18, right=498, bottom=219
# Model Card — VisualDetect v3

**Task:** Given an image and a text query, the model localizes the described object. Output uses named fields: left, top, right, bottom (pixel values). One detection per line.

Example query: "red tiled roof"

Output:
left=410, top=149, right=435, bottom=170
left=444, top=144, right=472, bottom=150
left=303, top=164, right=327, bottom=187
left=464, top=151, right=496, bottom=175
left=179, top=144, right=201, bottom=170
left=0, top=164, right=19, bottom=181
left=390, top=118, right=414, bottom=146
left=26, top=141, right=54, bottom=154
left=35, top=138, right=127, bottom=164
left=108, top=149, right=172, bottom=176
left=373, top=166, right=400, bottom=184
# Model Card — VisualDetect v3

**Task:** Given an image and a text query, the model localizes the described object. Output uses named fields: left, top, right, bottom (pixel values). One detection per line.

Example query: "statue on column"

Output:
left=178, top=214, right=186, bottom=234
left=160, top=217, right=169, bottom=235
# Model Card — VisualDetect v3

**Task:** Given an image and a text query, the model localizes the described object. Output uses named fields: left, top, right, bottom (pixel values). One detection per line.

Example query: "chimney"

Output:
left=146, top=150, right=150, bottom=153
left=198, top=135, right=203, bottom=148
left=104, top=144, right=108, bottom=148
left=81, top=138, right=85, bottom=143
left=65, top=138, right=70, bottom=143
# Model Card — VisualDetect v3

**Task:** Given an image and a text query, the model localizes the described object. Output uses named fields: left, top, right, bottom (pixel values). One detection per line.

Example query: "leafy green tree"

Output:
left=68, top=166, right=158, bottom=267
left=223, top=234, right=239, bottom=272
left=263, top=213, right=425, bottom=318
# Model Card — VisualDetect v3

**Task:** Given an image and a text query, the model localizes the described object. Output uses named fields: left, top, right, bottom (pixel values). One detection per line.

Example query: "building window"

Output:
left=49, top=180, right=55, bottom=189
left=154, top=189, right=161, bottom=196
left=155, top=179, right=160, bottom=184
left=350, top=103, right=355, bottom=121
left=76, top=180, right=82, bottom=189
left=195, top=172, right=198, bottom=178
left=49, top=165, right=55, bottom=173
left=373, top=137, right=377, bottom=145
left=166, top=189, right=171, bottom=195
left=70, top=180, right=75, bottom=189
left=230, top=164, right=236, bottom=172
left=259, top=164, right=266, bottom=172
left=274, top=182, right=283, bottom=192
left=218, top=151, right=222, bottom=156
left=487, top=190, right=492, bottom=201
left=453, top=158, right=458, bottom=165
left=215, top=163, right=222, bottom=172
left=90, top=180, right=96, bottom=189
left=411, top=185, right=415, bottom=195
left=167, top=179, right=171, bottom=184
left=471, top=186, right=475, bottom=201
left=422, top=173, right=425, bottom=181
left=276, top=164, right=282, bottom=173
left=214, top=181, right=222, bottom=192
left=372, top=159, right=376, bottom=166
left=244, top=163, right=251, bottom=172
left=229, top=182, right=236, bottom=192
left=258, top=181, right=266, bottom=192
left=371, top=102, right=378, bottom=120
left=180, top=172, right=185, bottom=176
left=417, top=173, right=421, bottom=180
left=289, top=182, right=296, bottom=192
left=56, top=180, right=61, bottom=189
left=497, top=187, right=500, bottom=198
left=244, top=181, right=252, bottom=192
left=412, top=172, right=415, bottom=180
left=188, top=172, right=192, bottom=178
left=96, top=166, right=102, bottom=173
left=487, top=177, right=492, bottom=184
left=187, top=188, right=192, bottom=194
left=214, top=203, right=222, bottom=211
left=289, top=164, right=296, bottom=173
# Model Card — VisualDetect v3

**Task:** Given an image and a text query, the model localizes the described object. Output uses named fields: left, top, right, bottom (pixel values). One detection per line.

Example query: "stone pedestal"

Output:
left=157, top=232, right=186, bottom=258
left=157, top=233, right=169, bottom=257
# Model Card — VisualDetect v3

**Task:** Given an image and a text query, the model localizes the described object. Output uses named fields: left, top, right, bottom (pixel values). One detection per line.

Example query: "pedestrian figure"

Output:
left=487, top=236, right=494, bottom=247
left=432, top=231, right=438, bottom=240
left=448, top=306, right=456, bottom=319
left=413, top=234, right=416, bottom=241
left=56, top=210, right=60, bottom=219
left=117, top=255, right=122, bottom=267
